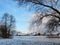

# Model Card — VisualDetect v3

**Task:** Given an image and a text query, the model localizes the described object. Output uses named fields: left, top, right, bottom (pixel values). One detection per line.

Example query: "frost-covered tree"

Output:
left=29, top=12, right=60, bottom=34
left=29, top=12, right=44, bottom=33
left=14, top=0, right=60, bottom=34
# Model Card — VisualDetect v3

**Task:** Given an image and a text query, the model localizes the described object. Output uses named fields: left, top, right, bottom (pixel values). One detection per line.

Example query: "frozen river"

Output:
left=0, top=36, right=60, bottom=45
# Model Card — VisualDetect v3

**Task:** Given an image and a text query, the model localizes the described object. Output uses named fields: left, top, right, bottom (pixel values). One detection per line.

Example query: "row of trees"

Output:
left=0, top=13, right=16, bottom=38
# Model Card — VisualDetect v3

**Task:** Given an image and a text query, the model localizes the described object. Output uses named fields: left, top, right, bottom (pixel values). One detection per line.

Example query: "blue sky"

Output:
left=0, top=0, right=35, bottom=33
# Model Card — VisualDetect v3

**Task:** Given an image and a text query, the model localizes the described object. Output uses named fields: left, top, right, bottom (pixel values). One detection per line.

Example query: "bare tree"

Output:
left=0, top=13, right=15, bottom=38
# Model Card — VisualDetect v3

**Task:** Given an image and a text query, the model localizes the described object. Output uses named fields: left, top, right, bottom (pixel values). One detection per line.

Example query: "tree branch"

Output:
left=40, top=14, right=60, bottom=22
left=32, top=1, right=60, bottom=15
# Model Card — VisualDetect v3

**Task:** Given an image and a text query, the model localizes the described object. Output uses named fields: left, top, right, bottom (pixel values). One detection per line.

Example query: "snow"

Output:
left=0, top=36, right=60, bottom=45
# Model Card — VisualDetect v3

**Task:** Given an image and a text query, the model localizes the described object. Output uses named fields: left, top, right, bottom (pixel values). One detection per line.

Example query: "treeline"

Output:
left=0, top=13, right=16, bottom=38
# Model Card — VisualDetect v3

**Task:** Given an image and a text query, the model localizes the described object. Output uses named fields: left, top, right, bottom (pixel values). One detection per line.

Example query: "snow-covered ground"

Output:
left=0, top=36, right=60, bottom=45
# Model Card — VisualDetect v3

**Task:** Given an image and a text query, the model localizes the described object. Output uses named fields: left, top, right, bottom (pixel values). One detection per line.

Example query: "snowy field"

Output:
left=0, top=36, right=60, bottom=45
